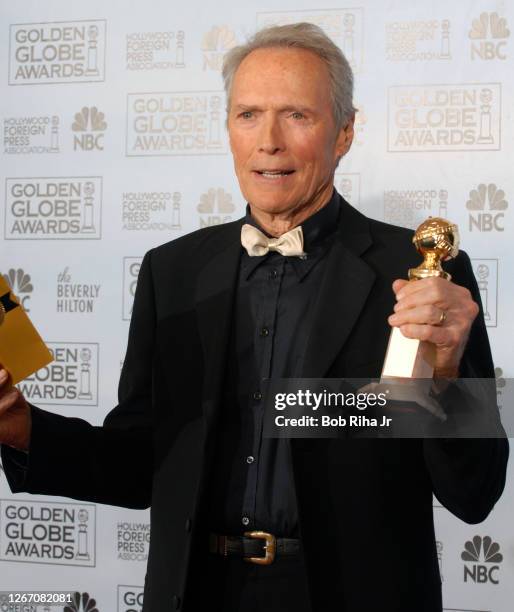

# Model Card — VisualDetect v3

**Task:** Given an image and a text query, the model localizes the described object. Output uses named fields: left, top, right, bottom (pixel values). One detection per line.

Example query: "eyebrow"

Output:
left=232, top=104, right=314, bottom=114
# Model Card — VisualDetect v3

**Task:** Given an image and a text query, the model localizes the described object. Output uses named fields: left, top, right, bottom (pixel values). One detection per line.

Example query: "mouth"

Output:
left=253, top=169, right=295, bottom=179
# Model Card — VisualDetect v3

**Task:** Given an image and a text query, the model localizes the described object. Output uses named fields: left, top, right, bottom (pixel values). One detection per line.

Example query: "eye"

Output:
left=291, top=111, right=305, bottom=120
left=240, top=111, right=253, bottom=119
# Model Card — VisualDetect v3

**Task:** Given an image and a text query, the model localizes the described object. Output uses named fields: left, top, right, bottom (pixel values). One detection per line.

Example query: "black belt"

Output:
left=209, top=531, right=301, bottom=565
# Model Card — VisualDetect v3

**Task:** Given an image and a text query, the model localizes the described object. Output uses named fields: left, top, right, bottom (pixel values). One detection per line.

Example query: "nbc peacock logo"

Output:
left=72, top=106, right=107, bottom=151
left=197, top=187, right=235, bottom=227
left=65, top=592, right=99, bottom=612
left=461, top=535, right=503, bottom=584
left=202, top=26, right=238, bottom=71
left=2, top=268, right=33, bottom=312
left=466, top=183, right=508, bottom=232
left=469, top=12, right=510, bottom=60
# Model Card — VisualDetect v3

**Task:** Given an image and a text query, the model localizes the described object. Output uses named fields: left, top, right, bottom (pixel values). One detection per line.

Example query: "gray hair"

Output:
left=222, top=22, right=356, bottom=131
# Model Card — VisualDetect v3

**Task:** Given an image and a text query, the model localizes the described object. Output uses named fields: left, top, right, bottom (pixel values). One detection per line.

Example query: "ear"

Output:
left=334, top=114, right=355, bottom=160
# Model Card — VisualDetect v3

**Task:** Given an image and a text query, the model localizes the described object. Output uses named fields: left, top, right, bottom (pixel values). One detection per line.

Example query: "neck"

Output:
left=249, top=184, right=334, bottom=237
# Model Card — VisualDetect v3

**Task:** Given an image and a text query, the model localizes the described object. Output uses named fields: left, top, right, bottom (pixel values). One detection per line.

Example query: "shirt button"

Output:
left=253, top=390, right=262, bottom=401
left=242, top=516, right=250, bottom=526
left=246, top=456, right=254, bottom=464
left=260, top=327, right=269, bottom=337
left=269, top=269, right=278, bottom=280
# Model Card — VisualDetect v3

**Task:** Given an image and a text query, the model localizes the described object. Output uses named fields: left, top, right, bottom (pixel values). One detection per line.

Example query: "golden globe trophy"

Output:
left=367, top=217, right=461, bottom=421
left=381, top=217, right=460, bottom=381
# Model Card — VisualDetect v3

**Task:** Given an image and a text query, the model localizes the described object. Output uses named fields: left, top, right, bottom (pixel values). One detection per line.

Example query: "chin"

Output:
left=244, top=190, right=292, bottom=212
left=249, top=198, right=293, bottom=215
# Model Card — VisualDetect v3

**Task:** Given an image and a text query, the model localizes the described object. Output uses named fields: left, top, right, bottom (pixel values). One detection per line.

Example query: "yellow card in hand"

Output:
left=0, top=275, right=53, bottom=384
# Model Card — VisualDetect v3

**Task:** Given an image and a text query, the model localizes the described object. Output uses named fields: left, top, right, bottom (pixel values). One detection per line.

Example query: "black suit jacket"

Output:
left=2, top=196, right=508, bottom=612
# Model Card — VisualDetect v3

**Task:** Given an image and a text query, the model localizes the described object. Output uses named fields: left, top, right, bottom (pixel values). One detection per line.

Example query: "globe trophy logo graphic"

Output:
left=78, top=348, right=93, bottom=400
left=75, top=509, right=90, bottom=561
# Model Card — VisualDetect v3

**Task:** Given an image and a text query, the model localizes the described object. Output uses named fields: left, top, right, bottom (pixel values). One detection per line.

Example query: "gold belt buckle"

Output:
left=243, top=530, right=276, bottom=565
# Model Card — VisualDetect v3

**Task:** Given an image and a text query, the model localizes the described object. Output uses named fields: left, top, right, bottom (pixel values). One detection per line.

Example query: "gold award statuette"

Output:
left=0, top=275, right=53, bottom=385
left=381, top=217, right=460, bottom=380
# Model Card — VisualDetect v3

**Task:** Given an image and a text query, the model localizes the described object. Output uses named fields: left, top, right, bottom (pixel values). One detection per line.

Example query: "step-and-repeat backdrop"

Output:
left=0, top=0, right=512, bottom=610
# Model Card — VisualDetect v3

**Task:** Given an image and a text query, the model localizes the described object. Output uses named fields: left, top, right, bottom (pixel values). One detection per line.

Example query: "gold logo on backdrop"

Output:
left=197, top=188, right=234, bottom=214
left=202, top=26, right=237, bottom=51
left=72, top=107, right=107, bottom=151
left=469, top=12, right=510, bottom=60
left=197, top=188, right=235, bottom=227
left=202, top=26, right=237, bottom=71
left=466, top=184, right=508, bottom=211
left=469, top=12, right=510, bottom=39
left=72, top=107, right=107, bottom=132
left=466, top=184, right=508, bottom=233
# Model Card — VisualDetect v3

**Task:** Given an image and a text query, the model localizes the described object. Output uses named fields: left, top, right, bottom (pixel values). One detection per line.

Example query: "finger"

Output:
left=0, top=368, right=11, bottom=390
left=389, top=305, right=446, bottom=327
left=0, top=387, right=20, bottom=413
left=392, top=279, right=409, bottom=295
left=395, top=277, right=449, bottom=301
left=397, top=323, right=449, bottom=346
left=394, top=282, right=454, bottom=312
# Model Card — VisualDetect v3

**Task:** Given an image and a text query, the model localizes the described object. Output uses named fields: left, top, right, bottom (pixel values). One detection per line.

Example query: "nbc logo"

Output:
left=72, top=106, right=107, bottom=151
left=469, top=12, right=510, bottom=60
left=2, top=268, right=33, bottom=312
left=461, top=535, right=503, bottom=584
left=466, top=183, right=508, bottom=232
left=65, top=592, right=99, bottom=611
left=197, top=187, right=235, bottom=227
left=202, top=26, right=237, bottom=71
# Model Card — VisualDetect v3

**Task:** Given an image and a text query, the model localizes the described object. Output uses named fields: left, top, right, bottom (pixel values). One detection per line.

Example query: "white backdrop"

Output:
left=0, top=0, right=512, bottom=610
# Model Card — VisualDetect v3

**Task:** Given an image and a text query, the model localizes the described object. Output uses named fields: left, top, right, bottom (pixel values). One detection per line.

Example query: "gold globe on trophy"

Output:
left=408, top=217, right=460, bottom=281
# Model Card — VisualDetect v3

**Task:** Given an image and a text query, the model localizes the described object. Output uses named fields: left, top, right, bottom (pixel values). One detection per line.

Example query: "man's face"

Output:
left=227, top=47, right=354, bottom=221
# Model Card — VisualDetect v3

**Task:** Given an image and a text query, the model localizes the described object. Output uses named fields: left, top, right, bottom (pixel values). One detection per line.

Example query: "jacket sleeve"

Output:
left=423, top=251, right=509, bottom=524
left=1, top=249, right=157, bottom=509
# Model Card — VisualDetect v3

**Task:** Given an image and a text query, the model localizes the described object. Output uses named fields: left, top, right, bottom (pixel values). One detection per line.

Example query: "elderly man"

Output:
left=0, top=22, right=508, bottom=612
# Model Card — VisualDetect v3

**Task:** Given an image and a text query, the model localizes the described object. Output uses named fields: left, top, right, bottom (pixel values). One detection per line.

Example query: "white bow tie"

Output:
left=241, top=224, right=305, bottom=257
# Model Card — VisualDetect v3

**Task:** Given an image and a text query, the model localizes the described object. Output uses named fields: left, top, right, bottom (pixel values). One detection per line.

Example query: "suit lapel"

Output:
left=194, top=221, right=242, bottom=427
left=301, top=199, right=376, bottom=377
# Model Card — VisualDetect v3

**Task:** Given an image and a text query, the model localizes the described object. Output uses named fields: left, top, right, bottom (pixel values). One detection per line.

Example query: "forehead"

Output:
left=231, top=47, right=331, bottom=104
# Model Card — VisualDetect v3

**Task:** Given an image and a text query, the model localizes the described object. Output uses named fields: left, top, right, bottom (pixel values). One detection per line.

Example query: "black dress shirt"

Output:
left=207, top=191, right=340, bottom=537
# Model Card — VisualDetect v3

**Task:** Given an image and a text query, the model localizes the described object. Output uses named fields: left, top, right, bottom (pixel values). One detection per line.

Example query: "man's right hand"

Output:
left=0, top=367, right=31, bottom=451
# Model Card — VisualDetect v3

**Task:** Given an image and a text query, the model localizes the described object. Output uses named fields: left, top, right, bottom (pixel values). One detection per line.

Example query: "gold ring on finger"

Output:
left=437, top=310, right=447, bottom=326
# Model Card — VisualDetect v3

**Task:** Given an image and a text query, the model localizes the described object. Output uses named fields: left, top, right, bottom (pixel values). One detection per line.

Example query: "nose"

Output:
left=258, top=113, right=285, bottom=155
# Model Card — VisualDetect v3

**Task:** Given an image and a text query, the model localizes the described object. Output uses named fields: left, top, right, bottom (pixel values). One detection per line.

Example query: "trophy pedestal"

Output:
left=381, top=327, right=434, bottom=379
left=379, top=327, right=445, bottom=420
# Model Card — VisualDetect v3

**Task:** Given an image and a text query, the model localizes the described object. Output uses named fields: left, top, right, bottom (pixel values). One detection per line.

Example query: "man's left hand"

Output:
left=388, top=277, right=479, bottom=378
